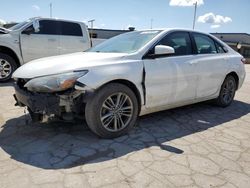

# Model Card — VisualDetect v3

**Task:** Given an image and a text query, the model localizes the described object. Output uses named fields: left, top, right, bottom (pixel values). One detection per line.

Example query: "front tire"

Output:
left=85, top=83, right=139, bottom=138
left=215, top=75, right=237, bottom=107
left=0, top=53, right=17, bottom=82
left=28, top=108, right=43, bottom=122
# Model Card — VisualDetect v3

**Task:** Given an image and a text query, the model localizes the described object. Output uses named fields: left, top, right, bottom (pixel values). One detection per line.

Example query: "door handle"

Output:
left=189, top=61, right=198, bottom=65
left=48, top=38, right=56, bottom=42
left=14, top=39, right=20, bottom=44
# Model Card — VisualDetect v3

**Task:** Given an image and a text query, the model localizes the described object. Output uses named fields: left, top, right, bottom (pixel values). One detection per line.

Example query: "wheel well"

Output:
left=0, top=46, right=20, bottom=67
left=104, top=79, right=142, bottom=110
left=227, top=72, right=239, bottom=89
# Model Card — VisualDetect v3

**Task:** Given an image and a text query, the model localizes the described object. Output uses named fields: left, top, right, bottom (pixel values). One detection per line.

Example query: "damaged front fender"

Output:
left=14, top=84, right=61, bottom=115
left=14, top=83, right=86, bottom=122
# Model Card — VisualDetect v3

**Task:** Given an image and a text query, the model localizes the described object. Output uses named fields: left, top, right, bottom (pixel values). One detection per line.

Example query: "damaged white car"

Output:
left=13, top=29, right=246, bottom=138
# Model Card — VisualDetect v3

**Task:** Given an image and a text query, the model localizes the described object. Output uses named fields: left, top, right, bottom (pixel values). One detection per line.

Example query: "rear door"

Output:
left=58, top=21, right=89, bottom=54
left=191, top=33, right=229, bottom=98
left=20, top=20, right=60, bottom=62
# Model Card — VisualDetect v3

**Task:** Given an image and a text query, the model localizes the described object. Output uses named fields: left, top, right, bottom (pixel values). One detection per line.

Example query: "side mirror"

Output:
left=32, top=20, right=40, bottom=33
left=155, top=45, right=175, bottom=55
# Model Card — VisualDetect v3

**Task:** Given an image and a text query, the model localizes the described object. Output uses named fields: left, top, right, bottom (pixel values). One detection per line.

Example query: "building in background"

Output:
left=89, top=28, right=133, bottom=46
left=89, top=27, right=134, bottom=39
left=212, top=33, right=250, bottom=64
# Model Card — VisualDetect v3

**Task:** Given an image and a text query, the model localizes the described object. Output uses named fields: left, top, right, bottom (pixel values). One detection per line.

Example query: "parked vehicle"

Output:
left=13, top=29, right=246, bottom=138
left=0, top=17, right=91, bottom=82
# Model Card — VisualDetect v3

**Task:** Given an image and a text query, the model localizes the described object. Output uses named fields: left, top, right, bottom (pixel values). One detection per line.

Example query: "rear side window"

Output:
left=193, top=33, right=217, bottom=54
left=215, top=41, right=226, bottom=53
left=158, top=32, right=192, bottom=56
left=60, top=21, right=83, bottom=36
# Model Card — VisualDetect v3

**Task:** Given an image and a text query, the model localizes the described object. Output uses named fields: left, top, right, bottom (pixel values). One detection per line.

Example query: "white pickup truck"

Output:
left=0, top=17, right=91, bottom=82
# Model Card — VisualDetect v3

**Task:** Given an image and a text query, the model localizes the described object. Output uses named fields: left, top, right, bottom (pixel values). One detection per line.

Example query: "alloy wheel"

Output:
left=222, top=79, right=235, bottom=104
left=100, top=92, right=133, bottom=132
left=0, top=59, right=12, bottom=79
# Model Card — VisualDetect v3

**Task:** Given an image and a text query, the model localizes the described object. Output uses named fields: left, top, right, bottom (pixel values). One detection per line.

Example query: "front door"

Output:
left=20, top=20, right=60, bottom=63
left=143, top=32, right=198, bottom=108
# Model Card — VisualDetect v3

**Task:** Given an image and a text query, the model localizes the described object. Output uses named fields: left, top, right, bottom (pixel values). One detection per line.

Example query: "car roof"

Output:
left=33, top=17, right=85, bottom=24
left=139, top=28, right=210, bottom=35
left=137, top=28, right=220, bottom=42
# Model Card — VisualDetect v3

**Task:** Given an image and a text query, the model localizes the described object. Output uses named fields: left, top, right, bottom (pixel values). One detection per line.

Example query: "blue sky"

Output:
left=0, top=0, right=249, bottom=33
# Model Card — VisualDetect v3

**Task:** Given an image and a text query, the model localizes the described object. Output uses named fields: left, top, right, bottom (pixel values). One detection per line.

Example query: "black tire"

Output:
left=215, top=75, right=237, bottom=107
left=0, top=53, right=17, bottom=82
left=85, top=83, right=139, bottom=138
left=28, top=108, right=43, bottom=122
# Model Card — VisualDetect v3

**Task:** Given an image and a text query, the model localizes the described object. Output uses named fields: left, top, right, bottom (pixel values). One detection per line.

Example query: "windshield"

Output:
left=88, top=30, right=162, bottom=53
left=10, top=21, right=29, bottom=30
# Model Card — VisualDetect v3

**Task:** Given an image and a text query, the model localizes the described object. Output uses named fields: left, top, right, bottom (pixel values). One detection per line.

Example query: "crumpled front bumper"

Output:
left=13, top=84, right=61, bottom=115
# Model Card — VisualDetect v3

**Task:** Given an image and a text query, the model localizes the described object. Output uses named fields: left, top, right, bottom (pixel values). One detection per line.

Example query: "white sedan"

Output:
left=13, top=29, right=246, bottom=138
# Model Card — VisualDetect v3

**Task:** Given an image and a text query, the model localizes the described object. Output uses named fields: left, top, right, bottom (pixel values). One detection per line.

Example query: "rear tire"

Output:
left=0, top=53, right=17, bottom=82
left=215, top=75, right=237, bottom=107
left=85, top=83, right=139, bottom=138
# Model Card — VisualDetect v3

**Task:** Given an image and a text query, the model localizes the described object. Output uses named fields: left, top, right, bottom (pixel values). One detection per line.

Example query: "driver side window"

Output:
left=22, top=20, right=60, bottom=35
left=158, top=32, right=192, bottom=56
left=22, top=25, right=35, bottom=34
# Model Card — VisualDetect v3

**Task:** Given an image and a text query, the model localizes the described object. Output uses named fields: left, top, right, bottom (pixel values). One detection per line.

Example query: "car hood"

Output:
left=13, top=52, right=128, bottom=79
left=0, top=27, right=10, bottom=34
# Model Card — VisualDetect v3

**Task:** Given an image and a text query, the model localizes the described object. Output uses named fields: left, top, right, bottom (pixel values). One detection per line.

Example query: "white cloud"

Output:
left=198, top=12, right=232, bottom=24
left=169, top=0, right=204, bottom=6
left=32, top=5, right=40, bottom=11
left=211, top=24, right=221, bottom=29
left=0, top=19, right=6, bottom=25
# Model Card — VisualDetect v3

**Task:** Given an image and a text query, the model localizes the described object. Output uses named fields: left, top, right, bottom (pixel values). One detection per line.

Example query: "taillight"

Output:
left=241, top=58, right=246, bottom=64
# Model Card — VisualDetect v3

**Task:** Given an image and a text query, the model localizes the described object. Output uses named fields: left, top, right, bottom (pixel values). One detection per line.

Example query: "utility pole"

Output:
left=150, top=18, right=153, bottom=29
left=50, top=3, right=53, bottom=18
left=88, top=19, right=95, bottom=30
left=192, top=1, right=197, bottom=30
left=88, top=19, right=95, bottom=46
